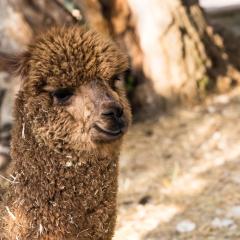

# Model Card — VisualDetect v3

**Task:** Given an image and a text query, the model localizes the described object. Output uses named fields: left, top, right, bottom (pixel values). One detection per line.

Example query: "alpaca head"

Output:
left=4, top=26, right=132, bottom=153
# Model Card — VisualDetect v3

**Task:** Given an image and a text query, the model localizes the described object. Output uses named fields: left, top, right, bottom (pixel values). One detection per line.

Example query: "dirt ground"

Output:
left=115, top=88, right=240, bottom=240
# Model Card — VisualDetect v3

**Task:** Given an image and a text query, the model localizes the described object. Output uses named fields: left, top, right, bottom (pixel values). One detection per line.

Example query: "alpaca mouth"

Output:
left=93, top=124, right=124, bottom=140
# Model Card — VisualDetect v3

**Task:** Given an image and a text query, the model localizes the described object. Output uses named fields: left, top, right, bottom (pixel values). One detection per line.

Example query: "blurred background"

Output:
left=1, top=0, right=240, bottom=239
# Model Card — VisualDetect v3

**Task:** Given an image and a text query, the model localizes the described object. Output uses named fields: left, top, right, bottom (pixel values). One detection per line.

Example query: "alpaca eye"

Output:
left=110, top=74, right=122, bottom=90
left=52, top=88, right=74, bottom=104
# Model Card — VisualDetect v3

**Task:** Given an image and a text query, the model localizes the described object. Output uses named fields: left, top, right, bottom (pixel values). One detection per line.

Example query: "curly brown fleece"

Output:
left=2, top=26, right=131, bottom=240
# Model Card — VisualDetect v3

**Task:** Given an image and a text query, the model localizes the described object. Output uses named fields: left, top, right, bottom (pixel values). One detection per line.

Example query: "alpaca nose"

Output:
left=101, top=104, right=123, bottom=120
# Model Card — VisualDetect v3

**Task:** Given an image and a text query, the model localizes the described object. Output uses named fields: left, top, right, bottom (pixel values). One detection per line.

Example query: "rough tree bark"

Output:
left=99, top=0, right=240, bottom=116
left=1, top=0, right=240, bottom=117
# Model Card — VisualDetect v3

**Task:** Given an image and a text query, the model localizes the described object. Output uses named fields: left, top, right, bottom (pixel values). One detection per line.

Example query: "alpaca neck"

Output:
left=7, top=130, right=120, bottom=240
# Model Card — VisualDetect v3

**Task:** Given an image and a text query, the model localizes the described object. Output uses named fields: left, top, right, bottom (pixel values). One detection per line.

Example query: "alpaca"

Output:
left=1, top=26, right=131, bottom=240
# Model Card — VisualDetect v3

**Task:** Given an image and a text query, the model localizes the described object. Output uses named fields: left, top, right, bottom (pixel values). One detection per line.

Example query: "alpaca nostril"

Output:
left=102, top=110, right=115, bottom=117
left=116, top=107, right=123, bottom=118
left=101, top=106, right=123, bottom=119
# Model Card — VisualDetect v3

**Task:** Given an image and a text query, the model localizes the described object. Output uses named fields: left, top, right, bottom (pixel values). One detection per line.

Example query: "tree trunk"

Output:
left=1, top=0, right=240, bottom=117
left=99, top=0, right=240, bottom=117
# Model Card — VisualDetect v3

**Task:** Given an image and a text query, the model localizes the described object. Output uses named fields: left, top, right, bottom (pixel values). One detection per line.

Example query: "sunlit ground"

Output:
left=115, top=88, right=240, bottom=240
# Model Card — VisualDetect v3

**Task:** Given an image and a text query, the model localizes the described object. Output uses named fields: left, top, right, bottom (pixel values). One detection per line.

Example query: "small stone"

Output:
left=212, top=131, right=221, bottom=141
left=144, top=129, right=154, bottom=137
left=139, top=195, right=152, bottom=205
left=211, top=217, right=235, bottom=228
left=228, top=206, right=240, bottom=218
left=176, top=220, right=196, bottom=233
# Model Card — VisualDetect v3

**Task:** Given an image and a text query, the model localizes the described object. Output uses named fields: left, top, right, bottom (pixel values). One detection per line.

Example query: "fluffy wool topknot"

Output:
left=25, top=26, right=128, bottom=92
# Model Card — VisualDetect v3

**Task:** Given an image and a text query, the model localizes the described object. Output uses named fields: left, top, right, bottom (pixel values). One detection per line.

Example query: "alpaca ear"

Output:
left=0, top=51, right=31, bottom=77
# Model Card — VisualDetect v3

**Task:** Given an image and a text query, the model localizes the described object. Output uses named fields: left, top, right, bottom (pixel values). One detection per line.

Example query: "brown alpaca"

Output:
left=1, top=26, right=131, bottom=239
